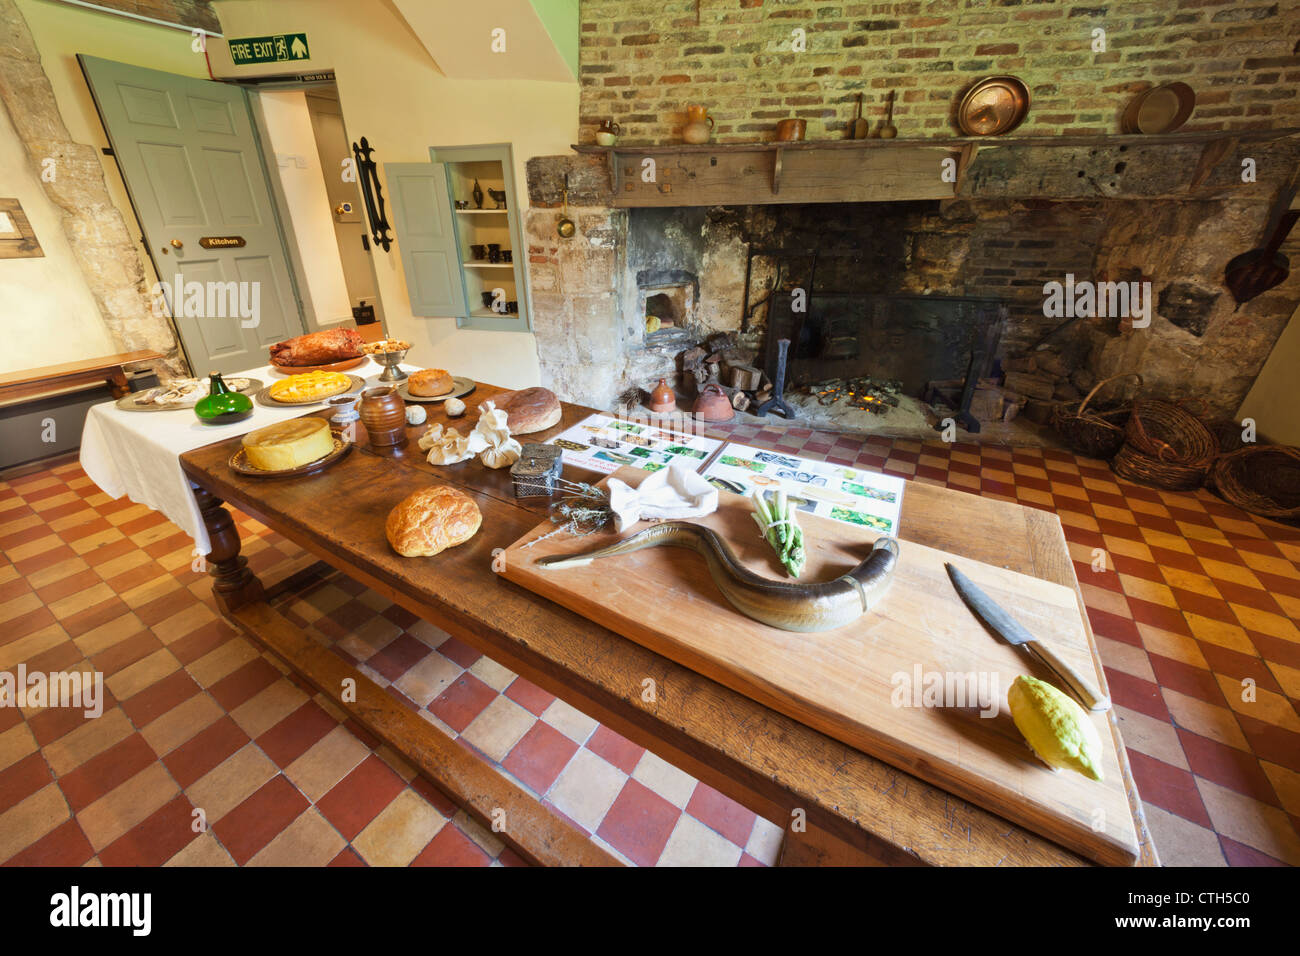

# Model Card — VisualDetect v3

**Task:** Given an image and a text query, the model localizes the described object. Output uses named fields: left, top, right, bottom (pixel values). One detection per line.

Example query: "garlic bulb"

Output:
left=405, top=405, right=427, bottom=426
left=445, top=397, right=466, bottom=417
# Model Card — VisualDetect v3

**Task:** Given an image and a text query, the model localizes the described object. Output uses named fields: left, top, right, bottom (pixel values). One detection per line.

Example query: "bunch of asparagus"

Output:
left=751, top=489, right=806, bottom=578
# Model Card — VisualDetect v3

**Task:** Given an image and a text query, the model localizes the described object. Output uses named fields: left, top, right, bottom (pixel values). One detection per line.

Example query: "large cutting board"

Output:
left=501, top=472, right=1139, bottom=866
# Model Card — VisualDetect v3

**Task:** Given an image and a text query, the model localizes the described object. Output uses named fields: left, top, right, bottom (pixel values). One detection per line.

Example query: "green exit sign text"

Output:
left=228, top=33, right=310, bottom=65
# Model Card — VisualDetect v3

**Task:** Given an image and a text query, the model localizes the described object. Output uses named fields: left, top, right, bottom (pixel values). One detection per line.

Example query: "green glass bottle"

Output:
left=194, top=371, right=254, bottom=425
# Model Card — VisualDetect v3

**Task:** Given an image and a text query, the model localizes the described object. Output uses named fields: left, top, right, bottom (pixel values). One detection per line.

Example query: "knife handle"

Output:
left=1027, top=640, right=1112, bottom=712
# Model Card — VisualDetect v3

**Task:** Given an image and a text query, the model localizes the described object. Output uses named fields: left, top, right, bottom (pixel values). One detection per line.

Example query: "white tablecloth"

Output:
left=80, top=358, right=407, bottom=554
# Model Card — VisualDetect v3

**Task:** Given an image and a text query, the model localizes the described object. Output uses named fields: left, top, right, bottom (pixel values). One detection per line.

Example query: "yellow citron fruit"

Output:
left=1007, top=675, right=1104, bottom=781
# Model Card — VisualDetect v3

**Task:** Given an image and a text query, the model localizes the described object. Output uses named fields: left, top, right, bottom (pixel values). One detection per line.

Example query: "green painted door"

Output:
left=80, top=55, right=302, bottom=375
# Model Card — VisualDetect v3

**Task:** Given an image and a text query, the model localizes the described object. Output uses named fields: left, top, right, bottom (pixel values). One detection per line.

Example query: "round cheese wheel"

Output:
left=242, top=418, right=334, bottom=471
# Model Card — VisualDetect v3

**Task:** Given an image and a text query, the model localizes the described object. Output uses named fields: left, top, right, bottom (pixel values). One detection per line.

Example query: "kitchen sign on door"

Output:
left=228, top=33, right=310, bottom=65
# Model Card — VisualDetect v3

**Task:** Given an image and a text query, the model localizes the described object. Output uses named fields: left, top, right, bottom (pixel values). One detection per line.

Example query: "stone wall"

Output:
left=90, top=0, right=220, bottom=32
left=0, top=0, right=183, bottom=373
left=578, top=0, right=1300, bottom=145
left=524, top=146, right=1300, bottom=416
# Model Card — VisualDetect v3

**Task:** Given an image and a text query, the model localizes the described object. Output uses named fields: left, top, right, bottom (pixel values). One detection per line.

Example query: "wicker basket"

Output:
left=1111, top=399, right=1218, bottom=490
left=1209, top=445, right=1300, bottom=519
left=1050, top=372, right=1141, bottom=460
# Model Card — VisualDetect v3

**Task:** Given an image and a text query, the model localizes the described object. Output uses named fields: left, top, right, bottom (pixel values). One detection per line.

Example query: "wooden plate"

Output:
left=1121, top=82, right=1195, bottom=134
left=116, top=377, right=262, bottom=412
left=398, top=376, right=476, bottom=403
left=268, top=355, right=366, bottom=375
left=254, top=374, right=366, bottom=408
left=228, top=435, right=353, bottom=478
left=956, top=75, right=1030, bottom=136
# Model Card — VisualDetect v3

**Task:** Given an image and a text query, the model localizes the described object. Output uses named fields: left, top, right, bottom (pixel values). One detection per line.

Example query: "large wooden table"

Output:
left=179, top=383, right=1157, bottom=867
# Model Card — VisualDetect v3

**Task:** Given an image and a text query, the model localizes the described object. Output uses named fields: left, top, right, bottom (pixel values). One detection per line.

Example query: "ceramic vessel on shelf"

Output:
left=470, top=243, right=486, bottom=260
left=683, top=104, right=714, bottom=144
left=693, top=382, right=733, bottom=422
left=194, top=371, right=253, bottom=425
left=596, top=119, right=621, bottom=147
left=650, top=378, right=676, bottom=414
left=359, top=386, right=407, bottom=449
left=371, top=345, right=409, bottom=383
left=774, top=118, right=806, bottom=141
left=471, top=179, right=484, bottom=209
left=488, top=188, right=507, bottom=209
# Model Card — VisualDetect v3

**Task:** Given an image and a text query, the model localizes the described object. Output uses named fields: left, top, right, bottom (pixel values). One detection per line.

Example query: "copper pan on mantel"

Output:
left=956, top=75, right=1030, bottom=136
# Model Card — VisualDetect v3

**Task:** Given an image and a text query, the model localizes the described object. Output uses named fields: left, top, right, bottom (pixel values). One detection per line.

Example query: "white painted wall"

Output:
left=259, top=90, right=354, bottom=326
left=211, top=0, right=579, bottom=390
left=0, top=98, right=117, bottom=373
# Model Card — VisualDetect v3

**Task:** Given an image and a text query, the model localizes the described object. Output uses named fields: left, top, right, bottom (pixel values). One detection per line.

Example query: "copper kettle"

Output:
left=693, top=383, right=734, bottom=422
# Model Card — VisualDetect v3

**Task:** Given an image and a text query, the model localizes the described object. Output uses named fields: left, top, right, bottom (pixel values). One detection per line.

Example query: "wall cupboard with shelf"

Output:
left=385, top=144, right=530, bottom=332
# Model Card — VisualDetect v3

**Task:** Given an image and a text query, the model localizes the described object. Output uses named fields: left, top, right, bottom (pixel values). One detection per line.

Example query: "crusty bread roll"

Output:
left=385, top=485, right=482, bottom=557
left=490, top=386, right=561, bottom=434
left=409, top=369, right=454, bottom=397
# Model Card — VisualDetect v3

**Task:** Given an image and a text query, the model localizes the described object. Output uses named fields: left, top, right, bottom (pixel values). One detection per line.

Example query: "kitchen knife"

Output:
left=945, top=563, right=1112, bottom=712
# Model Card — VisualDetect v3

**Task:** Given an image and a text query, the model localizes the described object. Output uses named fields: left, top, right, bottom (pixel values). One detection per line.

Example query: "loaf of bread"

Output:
left=242, top=418, right=334, bottom=471
left=385, top=485, right=482, bottom=557
left=409, top=368, right=455, bottom=397
left=490, top=387, right=561, bottom=434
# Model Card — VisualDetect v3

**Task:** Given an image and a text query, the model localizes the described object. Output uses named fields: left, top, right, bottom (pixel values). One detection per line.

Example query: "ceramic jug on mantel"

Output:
left=683, top=104, right=715, bottom=144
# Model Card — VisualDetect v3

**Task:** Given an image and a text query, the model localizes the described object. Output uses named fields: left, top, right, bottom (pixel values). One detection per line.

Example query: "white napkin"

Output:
left=475, top=401, right=522, bottom=469
left=419, top=423, right=487, bottom=465
left=607, top=462, right=718, bottom=531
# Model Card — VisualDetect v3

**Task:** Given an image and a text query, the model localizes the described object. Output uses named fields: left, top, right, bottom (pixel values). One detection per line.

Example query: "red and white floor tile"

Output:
left=1, top=424, right=1298, bottom=866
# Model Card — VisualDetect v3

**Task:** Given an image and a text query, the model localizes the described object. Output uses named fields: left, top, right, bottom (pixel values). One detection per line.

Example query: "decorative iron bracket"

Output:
left=351, top=136, right=392, bottom=252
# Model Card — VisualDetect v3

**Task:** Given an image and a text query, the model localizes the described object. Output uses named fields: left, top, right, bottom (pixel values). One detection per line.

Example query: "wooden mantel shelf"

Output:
left=565, top=128, right=1300, bottom=207
left=571, top=127, right=1300, bottom=154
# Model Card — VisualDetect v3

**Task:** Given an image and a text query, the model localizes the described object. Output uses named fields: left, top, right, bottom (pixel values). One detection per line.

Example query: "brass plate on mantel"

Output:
left=956, top=75, right=1031, bottom=136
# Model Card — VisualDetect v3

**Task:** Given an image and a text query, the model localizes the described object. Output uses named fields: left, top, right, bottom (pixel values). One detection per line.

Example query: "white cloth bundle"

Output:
left=419, top=402, right=520, bottom=468
left=606, top=462, right=718, bottom=531
left=418, top=423, right=487, bottom=465
left=475, top=401, right=522, bottom=469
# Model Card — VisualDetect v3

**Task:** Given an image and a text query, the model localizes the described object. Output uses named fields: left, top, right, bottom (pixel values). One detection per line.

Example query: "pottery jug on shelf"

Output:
left=471, top=179, right=484, bottom=209
left=683, top=105, right=714, bottom=145
left=693, top=383, right=733, bottom=422
left=649, top=378, right=676, bottom=414
left=596, top=119, right=621, bottom=147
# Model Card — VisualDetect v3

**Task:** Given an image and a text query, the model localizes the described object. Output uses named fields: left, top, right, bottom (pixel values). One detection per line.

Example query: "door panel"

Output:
left=81, top=55, right=303, bottom=375
left=385, top=162, right=466, bottom=318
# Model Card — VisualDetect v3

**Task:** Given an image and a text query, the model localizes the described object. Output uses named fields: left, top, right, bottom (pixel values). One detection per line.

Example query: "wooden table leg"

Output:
left=191, top=480, right=265, bottom=613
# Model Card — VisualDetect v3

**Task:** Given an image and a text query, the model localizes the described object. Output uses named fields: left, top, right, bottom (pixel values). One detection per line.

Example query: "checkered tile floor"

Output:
left=2, top=422, right=1298, bottom=866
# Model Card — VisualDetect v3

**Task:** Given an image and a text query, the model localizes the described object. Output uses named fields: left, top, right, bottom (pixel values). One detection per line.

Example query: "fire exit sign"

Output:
left=228, top=33, right=310, bottom=65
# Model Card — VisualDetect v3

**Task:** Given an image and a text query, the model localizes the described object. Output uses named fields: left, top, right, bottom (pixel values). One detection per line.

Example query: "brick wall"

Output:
left=578, top=0, right=1300, bottom=145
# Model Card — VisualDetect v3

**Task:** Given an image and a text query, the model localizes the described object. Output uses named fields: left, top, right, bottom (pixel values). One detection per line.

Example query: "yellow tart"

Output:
left=241, top=418, right=335, bottom=471
left=268, top=371, right=351, bottom=404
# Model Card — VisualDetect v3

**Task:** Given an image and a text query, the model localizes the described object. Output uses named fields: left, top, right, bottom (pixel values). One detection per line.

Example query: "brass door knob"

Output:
left=170, top=238, right=183, bottom=248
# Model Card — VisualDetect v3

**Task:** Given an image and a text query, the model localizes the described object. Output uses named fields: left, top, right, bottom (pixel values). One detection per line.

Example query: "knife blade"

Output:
left=945, top=562, right=1111, bottom=712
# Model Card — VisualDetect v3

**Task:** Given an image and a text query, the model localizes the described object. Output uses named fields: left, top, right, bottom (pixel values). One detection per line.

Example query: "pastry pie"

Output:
left=385, top=485, right=482, bottom=557
left=241, top=418, right=335, bottom=471
left=268, top=371, right=352, bottom=404
left=409, top=368, right=455, bottom=397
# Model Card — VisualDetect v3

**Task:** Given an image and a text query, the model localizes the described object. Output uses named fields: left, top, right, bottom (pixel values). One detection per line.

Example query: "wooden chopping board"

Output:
left=501, top=470, right=1139, bottom=866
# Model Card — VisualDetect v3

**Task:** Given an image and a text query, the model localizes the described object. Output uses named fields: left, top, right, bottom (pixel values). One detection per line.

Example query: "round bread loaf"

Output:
left=385, top=485, right=482, bottom=557
left=409, top=369, right=454, bottom=397
left=491, top=386, right=561, bottom=434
